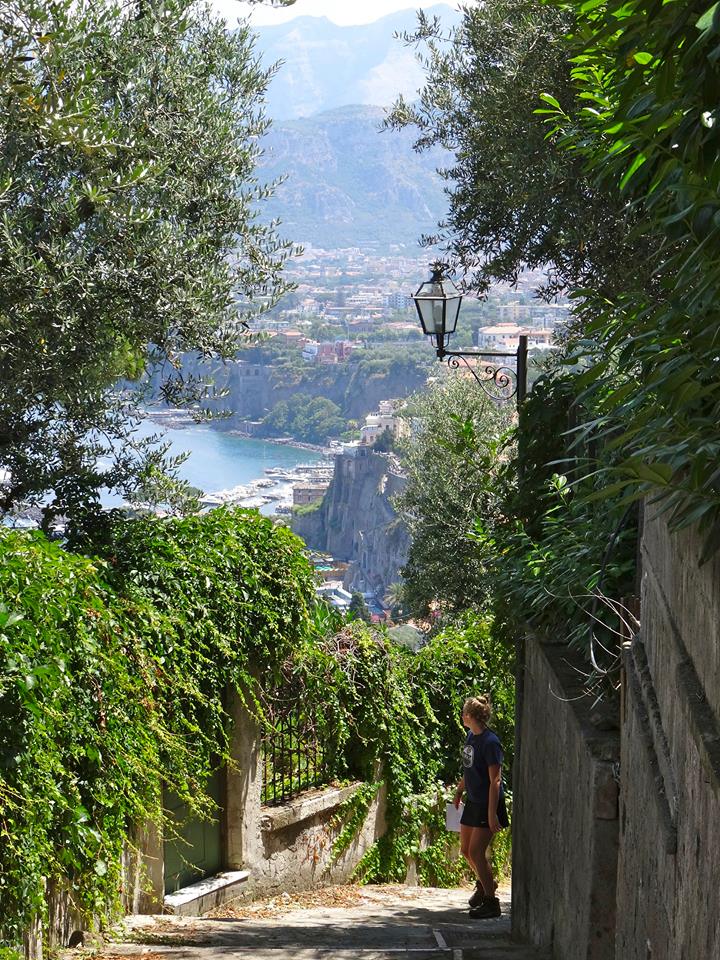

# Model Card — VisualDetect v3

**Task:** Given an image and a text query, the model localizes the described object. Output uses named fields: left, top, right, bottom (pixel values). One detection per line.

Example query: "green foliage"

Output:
left=387, top=0, right=652, bottom=299
left=261, top=393, right=345, bottom=443
left=394, top=376, right=513, bottom=616
left=331, top=782, right=382, bottom=860
left=540, top=0, right=720, bottom=554
left=383, top=582, right=407, bottom=620
left=471, top=368, right=638, bottom=692
left=0, top=0, right=293, bottom=524
left=0, top=502, right=515, bottom=940
left=395, top=364, right=636, bottom=679
left=295, top=615, right=514, bottom=884
left=0, top=950, right=22, bottom=960
left=372, top=428, right=397, bottom=453
left=348, top=592, right=372, bottom=623
left=0, top=509, right=315, bottom=943
left=291, top=499, right=323, bottom=517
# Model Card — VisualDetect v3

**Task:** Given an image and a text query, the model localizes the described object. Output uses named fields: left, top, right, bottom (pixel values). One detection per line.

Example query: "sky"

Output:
left=211, top=0, right=455, bottom=27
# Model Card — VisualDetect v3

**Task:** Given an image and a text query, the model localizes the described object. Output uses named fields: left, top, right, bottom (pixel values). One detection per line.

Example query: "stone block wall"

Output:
left=250, top=781, right=387, bottom=897
left=512, top=637, right=620, bottom=960
left=616, top=510, right=720, bottom=960
left=226, top=691, right=387, bottom=898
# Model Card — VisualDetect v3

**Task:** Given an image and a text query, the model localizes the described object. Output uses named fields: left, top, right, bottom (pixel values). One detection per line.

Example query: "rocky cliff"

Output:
left=292, top=447, right=408, bottom=597
left=177, top=354, right=428, bottom=428
left=258, top=105, right=450, bottom=249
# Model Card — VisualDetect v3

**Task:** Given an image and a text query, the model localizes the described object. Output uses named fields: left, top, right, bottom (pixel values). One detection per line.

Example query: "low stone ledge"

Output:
left=163, top=870, right=250, bottom=916
left=260, top=782, right=363, bottom=833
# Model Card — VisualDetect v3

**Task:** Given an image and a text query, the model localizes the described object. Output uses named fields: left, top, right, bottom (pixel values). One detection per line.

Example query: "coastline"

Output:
left=226, top=431, right=332, bottom=456
left=144, top=408, right=334, bottom=457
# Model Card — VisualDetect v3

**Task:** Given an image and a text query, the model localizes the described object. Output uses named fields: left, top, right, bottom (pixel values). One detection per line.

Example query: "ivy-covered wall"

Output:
left=0, top=509, right=316, bottom=948
left=0, top=510, right=514, bottom=951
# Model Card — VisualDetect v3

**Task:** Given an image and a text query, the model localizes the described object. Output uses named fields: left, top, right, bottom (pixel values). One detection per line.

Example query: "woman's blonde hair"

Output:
left=463, top=695, right=492, bottom=724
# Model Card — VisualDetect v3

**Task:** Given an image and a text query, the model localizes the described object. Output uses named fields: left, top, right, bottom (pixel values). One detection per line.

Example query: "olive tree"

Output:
left=386, top=0, right=653, bottom=300
left=0, top=0, right=292, bottom=526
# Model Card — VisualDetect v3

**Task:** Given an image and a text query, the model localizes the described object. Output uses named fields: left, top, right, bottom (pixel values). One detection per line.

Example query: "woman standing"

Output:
left=453, top=695, right=508, bottom=919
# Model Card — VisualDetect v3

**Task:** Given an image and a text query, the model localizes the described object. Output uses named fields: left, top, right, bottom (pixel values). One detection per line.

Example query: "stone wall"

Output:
left=514, top=507, right=720, bottom=960
left=32, top=693, right=388, bottom=953
left=225, top=691, right=387, bottom=900
left=616, top=509, right=720, bottom=960
left=512, top=637, right=620, bottom=960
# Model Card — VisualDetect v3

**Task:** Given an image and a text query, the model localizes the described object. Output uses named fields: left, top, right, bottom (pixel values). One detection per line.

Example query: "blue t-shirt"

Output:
left=462, top=728, right=504, bottom=804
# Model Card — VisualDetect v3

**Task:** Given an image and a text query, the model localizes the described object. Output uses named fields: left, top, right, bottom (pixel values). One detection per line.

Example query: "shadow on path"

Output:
left=110, top=885, right=549, bottom=960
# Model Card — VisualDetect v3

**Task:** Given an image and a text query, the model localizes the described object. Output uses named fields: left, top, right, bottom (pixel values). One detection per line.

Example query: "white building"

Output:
left=316, top=581, right=353, bottom=611
left=475, top=324, right=558, bottom=354
left=359, top=400, right=408, bottom=445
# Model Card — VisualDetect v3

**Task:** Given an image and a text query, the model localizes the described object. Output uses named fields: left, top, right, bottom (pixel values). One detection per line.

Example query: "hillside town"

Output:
left=252, top=245, right=571, bottom=354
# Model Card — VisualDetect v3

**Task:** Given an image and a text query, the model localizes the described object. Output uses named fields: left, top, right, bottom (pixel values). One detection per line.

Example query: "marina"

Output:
left=138, top=415, right=331, bottom=516
left=199, top=461, right=334, bottom=514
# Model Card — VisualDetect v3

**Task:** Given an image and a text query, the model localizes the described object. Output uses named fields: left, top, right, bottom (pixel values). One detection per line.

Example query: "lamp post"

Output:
left=411, top=262, right=528, bottom=408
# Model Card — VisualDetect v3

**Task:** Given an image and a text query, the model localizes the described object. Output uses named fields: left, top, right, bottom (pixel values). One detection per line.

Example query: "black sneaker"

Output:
left=468, top=884, right=485, bottom=908
left=469, top=896, right=501, bottom=919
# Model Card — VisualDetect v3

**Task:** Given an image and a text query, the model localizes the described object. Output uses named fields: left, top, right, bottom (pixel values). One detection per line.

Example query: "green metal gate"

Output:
left=163, top=769, right=223, bottom=894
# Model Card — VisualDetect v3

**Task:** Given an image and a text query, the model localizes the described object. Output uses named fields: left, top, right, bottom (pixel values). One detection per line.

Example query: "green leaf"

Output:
left=696, top=3, right=720, bottom=32
left=538, top=92, right=561, bottom=110
left=620, top=152, right=648, bottom=190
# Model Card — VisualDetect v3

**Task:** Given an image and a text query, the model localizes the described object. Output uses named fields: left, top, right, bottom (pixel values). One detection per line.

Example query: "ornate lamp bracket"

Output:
left=436, top=337, right=528, bottom=408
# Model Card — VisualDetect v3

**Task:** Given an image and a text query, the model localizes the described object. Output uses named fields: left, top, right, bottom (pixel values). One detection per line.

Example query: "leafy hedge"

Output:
left=0, top=509, right=316, bottom=944
left=294, top=613, right=515, bottom=885
left=0, top=508, right=514, bottom=943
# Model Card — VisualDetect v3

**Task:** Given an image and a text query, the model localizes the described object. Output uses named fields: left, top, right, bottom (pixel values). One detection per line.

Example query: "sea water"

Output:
left=111, top=419, right=327, bottom=515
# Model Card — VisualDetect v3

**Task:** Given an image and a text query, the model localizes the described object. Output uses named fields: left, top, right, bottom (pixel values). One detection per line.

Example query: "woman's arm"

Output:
left=454, top=776, right=465, bottom=809
left=488, top=764, right=502, bottom=832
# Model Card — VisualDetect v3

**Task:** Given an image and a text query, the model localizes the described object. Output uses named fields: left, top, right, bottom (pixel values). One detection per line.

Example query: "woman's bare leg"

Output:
left=467, top=826, right=494, bottom=897
left=459, top=823, right=480, bottom=879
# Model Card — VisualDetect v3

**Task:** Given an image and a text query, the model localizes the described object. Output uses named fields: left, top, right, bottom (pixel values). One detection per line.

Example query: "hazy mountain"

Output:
left=259, top=104, right=449, bottom=250
left=255, top=5, right=460, bottom=121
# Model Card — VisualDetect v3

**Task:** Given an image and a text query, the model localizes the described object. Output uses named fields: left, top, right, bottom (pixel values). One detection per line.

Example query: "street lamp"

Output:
left=412, top=264, right=463, bottom=349
left=411, top=262, right=528, bottom=408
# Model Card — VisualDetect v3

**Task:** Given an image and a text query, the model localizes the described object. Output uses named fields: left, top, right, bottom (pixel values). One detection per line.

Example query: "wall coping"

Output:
left=534, top=636, right=621, bottom=763
left=260, top=782, right=363, bottom=832
left=163, top=870, right=249, bottom=916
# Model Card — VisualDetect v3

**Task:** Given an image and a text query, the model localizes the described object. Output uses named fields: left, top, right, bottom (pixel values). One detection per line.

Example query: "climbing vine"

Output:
left=0, top=511, right=513, bottom=945
left=293, top=614, right=515, bottom=886
left=0, top=509, right=316, bottom=946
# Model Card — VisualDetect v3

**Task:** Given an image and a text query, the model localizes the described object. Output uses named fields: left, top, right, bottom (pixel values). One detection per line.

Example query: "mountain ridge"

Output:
left=258, top=103, right=448, bottom=250
left=254, top=5, right=460, bottom=121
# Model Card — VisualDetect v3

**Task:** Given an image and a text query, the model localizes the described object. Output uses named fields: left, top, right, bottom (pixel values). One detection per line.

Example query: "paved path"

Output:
left=106, top=885, right=549, bottom=960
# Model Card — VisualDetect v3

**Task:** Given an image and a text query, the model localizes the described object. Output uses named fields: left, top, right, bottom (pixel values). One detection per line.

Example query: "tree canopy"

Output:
left=539, top=0, right=720, bottom=552
left=394, top=375, right=513, bottom=616
left=0, top=0, right=293, bottom=526
left=386, top=0, right=654, bottom=301
left=261, top=393, right=345, bottom=444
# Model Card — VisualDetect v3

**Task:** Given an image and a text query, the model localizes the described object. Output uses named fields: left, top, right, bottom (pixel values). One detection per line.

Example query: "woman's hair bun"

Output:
left=463, top=695, right=492, bottom=724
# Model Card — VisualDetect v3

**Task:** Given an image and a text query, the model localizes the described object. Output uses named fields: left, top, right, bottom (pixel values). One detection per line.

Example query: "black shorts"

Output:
left=460, top=793, right=509, bottom=829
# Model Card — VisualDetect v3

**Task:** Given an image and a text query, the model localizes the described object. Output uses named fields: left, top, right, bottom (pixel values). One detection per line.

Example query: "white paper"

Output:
left=445, top=801, right=464, bottom=832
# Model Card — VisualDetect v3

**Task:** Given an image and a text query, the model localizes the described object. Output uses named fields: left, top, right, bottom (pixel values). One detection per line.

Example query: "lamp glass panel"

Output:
left=417, top=297, right=445, bottom=335
left=445, top=295, right=462, bottom=333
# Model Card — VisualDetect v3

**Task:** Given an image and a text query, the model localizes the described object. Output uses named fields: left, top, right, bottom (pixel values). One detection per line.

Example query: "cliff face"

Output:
left=176, top=356, right=428, bottom=428
left=258, top=105, right=450, bottom=249
left=292, top=447, right=409, bottom=597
